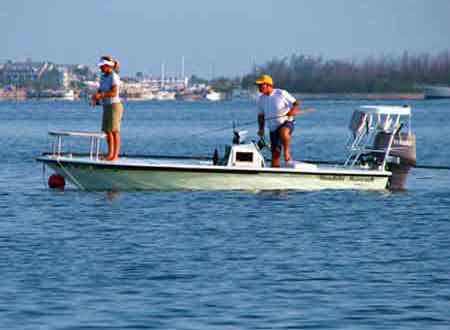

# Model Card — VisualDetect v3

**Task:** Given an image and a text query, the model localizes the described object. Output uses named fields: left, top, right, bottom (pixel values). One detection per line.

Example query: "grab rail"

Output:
left=48, top=131, right=106, bottom=160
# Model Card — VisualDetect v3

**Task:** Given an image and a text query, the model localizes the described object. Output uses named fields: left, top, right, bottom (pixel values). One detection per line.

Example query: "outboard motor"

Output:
left=373, top=131, right=416, bottom=190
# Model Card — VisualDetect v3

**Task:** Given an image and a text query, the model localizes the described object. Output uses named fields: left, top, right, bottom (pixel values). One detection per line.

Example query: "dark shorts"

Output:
left=270, top=121, right=294, bottom=153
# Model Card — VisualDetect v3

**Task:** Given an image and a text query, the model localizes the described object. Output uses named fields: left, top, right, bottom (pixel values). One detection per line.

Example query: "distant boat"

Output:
left=123, top=88, right=154, bottom=101
left=27, top=89, right=75, bottom=100
left=205, top=90, right=223, bottom=101
left=423, top=85, right=450, bottom=99
left=154, top=90, right=176, bottom=101
left=59, top=89, right=75, bottom=101
left=178, top=93, right=203, bottom=101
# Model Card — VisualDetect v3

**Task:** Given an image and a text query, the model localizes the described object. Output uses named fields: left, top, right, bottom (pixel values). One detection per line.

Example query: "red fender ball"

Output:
left=48, top=174, right=66, bottom=189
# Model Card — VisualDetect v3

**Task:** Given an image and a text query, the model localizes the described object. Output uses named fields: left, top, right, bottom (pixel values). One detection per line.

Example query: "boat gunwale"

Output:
left=36, top=155, right=391, bottom=178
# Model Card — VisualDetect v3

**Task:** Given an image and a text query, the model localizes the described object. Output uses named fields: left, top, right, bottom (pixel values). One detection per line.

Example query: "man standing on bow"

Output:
left=256, top=75, right=300, bottom=167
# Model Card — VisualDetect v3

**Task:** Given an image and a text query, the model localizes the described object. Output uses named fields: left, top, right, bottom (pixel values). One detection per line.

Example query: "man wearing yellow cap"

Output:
left=256, top=75, right=299, bottom=167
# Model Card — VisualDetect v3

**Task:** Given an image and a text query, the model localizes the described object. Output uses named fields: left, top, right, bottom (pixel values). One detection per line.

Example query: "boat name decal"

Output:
left=320, top=175, right=375, bottom=182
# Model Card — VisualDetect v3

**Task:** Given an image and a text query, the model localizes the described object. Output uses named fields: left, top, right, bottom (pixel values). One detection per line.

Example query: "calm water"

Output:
left=0, top=99, right=449, bottom=329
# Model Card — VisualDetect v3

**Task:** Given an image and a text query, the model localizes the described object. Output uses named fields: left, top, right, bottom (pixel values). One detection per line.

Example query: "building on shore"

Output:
left=135, top=74, right=189, bottom=92
left=0, top=60, right=48, bottom=86
left=0, top=59, right=236, bottom=102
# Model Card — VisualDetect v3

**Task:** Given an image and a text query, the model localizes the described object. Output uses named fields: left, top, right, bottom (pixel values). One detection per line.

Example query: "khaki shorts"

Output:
left=102, top=103, right=124, bottom=132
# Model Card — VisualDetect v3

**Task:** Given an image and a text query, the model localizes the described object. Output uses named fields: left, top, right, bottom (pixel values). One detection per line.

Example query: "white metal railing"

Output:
left=48, top=131, right=106, bottom=160
left=345, top=112, right=404, bottom=169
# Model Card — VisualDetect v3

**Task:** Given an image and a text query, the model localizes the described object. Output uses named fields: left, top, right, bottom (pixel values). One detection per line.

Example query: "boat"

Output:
left=59, top=89, right=75, bottom=101
left=154, top=90, right=176, bottom=101
left=180, top=93, right=203, bottom=102
left=122, top=84, right=155, bottom=101
left=423, top=85, right=450, bottom=99
left=36, top=105, right=416, bottom=191
left=27, top=89, right=75, bottom=100
left=205, top=89, right=224, bottom=101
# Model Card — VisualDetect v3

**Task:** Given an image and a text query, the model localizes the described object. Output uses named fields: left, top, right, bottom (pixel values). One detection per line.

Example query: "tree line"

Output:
left=241, top=51, right=450, bottom=93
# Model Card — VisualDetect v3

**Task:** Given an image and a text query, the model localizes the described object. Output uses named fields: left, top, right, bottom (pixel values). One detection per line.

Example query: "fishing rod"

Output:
left=241, top=107, right=316, bottom=128
left=189, top=107, right=317, bottom=138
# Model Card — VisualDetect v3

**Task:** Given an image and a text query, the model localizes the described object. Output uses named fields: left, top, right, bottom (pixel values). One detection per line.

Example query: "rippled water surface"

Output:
left=0, top=100, right=449, bottom=329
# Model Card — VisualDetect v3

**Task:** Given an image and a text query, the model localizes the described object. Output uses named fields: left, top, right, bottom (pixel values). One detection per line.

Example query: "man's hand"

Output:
left=286, top=108, right=298, bottom=117
left=91, top=92, right=102, bottom=106
left=286, top=101, right=300, bottom=117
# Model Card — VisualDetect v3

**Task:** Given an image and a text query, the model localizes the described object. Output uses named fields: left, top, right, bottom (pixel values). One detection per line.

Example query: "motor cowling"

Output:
left=373, top=132, right=416, bottom=190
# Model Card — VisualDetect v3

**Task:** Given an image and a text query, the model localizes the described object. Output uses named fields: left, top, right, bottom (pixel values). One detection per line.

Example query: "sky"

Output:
left=1, top=0, right=450, bottom=78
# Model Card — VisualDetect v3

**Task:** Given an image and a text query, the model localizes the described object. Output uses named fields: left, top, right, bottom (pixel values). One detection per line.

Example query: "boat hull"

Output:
left=38, top=157, right=390, bottom=191
left=424, top=86, right=450, bottom=99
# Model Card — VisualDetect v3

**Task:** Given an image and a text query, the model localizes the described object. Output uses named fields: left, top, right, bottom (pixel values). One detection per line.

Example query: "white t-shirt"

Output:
left=99, top=72, right=121, bottom=105
left=257, top=88, right=296, bottom=131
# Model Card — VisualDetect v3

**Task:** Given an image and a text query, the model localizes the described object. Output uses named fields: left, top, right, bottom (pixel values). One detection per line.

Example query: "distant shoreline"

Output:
left=0, top=92, right=429, bottom=101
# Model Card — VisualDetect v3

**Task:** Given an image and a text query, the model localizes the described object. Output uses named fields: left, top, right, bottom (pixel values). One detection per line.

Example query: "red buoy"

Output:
left=48, top=174, right=65, bottom=189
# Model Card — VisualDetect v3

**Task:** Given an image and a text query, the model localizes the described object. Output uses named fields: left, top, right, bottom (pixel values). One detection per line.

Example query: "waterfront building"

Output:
left=1, top=60, right=48, bottom=86
left=55, top=66, right=71, bottom=89
left=135, top=74, right=189, bottom=91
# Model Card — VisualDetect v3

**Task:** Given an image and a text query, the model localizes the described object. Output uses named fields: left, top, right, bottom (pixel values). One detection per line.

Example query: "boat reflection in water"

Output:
left=36, top=105, right=416, bottom=191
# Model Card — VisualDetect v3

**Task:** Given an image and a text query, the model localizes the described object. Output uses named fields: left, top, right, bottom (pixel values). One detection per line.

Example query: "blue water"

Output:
left=0, top=99, right=449, bottom=329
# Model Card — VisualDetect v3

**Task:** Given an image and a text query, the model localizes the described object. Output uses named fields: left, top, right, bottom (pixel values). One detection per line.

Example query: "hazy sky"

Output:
left=1, top=0, right=450, bottom=77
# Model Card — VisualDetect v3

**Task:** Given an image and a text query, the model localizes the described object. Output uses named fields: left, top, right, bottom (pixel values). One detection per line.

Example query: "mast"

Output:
left=181, top=56, right=187, bottom=88
left=161, top=61, right=165, bottom=90
left=181, top=56, right=185, bottom=80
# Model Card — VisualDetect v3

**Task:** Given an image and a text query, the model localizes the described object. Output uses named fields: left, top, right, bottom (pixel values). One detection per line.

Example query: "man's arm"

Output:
left=257, top=113, right=265, bottom=137
left=92, top=85, right=118, bottom=104
left=286, top=100, right=300, bottom=117
left=101, top=85, right=118, bottom=98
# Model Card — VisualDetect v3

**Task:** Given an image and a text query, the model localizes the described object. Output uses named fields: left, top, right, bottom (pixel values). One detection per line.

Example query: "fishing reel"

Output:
left=256, top=136, right=271, bottom=150
left=232, top=130, right=248, bottom=144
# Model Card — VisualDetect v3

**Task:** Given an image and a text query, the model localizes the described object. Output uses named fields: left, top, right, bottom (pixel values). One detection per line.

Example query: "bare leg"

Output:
left=271, top=149, right=281, bottom=167
left=279, top=127, right=292, bottom=162
left=110, top=131, right=121, bottom=161
left=102, top=132, right=114, bottom=160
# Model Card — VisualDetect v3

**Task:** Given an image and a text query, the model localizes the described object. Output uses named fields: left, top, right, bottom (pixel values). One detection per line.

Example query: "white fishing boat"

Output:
left=36, top=105, right=416, bottom=191
left=423, top=85, right=450, bottom=99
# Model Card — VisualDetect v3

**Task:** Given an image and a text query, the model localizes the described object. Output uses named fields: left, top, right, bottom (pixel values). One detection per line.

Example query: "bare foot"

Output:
left=100, top=155, right=114, bottom=160
left=101, top=156, right=119, bottom=161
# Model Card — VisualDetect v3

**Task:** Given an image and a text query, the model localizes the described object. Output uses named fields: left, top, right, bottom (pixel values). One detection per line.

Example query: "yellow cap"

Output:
left=255, top=75, right=273, bottom=86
